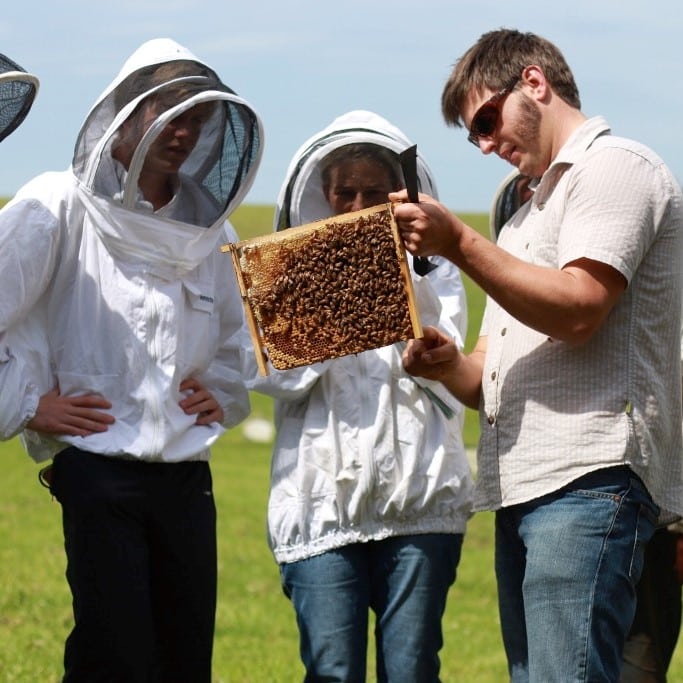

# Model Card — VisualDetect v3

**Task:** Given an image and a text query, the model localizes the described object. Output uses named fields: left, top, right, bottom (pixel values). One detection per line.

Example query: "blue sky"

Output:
left=1, top=0, right=680, bottom=214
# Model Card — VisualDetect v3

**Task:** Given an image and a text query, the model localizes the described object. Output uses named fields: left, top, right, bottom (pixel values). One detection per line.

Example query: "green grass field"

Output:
left=0, top=203, right=681, bottom=680
left=0, top=426, right=509, bottom=682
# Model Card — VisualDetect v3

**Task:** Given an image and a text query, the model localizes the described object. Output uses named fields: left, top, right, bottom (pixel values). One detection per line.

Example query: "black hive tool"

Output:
left=399, top=144, right=436, bottom=276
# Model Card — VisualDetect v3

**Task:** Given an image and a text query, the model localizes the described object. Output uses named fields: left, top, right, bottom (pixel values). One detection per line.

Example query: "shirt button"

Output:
left=491, top=371, right=497, bottom=380
left=487, top=414, right=495, bottom=425
left=501, top=328, right=507, bottom=336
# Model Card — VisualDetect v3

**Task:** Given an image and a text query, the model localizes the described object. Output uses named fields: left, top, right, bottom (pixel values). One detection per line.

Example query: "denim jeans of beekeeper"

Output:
left=495, top=465, right=658, bottom=683
left=280, top=533, right=463, bottom=683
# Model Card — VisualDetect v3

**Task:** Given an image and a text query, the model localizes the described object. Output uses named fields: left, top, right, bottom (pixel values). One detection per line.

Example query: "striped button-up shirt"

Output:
left=475, top=116, right=683, bottom=523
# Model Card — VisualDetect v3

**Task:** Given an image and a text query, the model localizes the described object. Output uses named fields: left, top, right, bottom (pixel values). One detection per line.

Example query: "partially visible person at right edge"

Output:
left=620, top=324, right=683, bottom=683
left=393, top=28, right=683, bottom=683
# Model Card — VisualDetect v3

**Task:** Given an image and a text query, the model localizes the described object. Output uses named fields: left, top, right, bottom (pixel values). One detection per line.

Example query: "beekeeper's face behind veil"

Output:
left=73, top=40, right=263, bottom=229
left=112, top=66, right=219, bottom=210
left=274, top=110, right=437, bottom=232
left=320, top=143, right=403, bottom=216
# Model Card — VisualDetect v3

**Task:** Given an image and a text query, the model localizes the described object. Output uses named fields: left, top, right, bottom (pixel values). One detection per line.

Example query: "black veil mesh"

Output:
left=0, top=53, right=38, bottom=143
left=492, top=172, right=531, bottom=240
left=202, top=100, right=261, bottom=215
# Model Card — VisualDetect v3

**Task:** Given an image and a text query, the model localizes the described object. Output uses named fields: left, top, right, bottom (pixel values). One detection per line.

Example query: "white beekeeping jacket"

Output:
left=0, top=38, right=263, bottom=462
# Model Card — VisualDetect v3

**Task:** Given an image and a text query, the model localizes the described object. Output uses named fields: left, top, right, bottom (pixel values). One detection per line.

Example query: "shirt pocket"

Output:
left=183, top=280, right=216, bottom=314
left=178, top=279, right=220, bottom=374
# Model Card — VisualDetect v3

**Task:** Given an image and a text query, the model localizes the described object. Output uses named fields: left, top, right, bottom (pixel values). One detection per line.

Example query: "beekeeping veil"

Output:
left=72, top=38, right=263, bottom=230
left=489, top=169, right=534, bottom=241
left=273, top=110, right=438, bottom=231
left=0, top=53, right=39, bottom=143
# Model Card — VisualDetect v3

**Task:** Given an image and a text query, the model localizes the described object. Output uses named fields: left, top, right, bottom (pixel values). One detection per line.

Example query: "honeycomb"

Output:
left=224, top=204, right=422, bottom=374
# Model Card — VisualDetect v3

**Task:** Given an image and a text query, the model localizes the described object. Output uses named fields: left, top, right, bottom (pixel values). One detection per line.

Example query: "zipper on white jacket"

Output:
left=144, top=277, right=164, bottom=457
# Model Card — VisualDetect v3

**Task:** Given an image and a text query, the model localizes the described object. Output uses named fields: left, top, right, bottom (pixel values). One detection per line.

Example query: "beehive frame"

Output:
left=223, top=203, right=422, bottom=375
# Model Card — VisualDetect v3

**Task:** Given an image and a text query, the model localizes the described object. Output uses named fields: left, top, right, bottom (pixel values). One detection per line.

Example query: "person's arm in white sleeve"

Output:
left=0, top=192, right=62, bottom=333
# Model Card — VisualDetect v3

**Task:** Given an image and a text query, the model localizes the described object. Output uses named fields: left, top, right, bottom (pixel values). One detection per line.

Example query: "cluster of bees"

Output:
left=236, top=207, right=415, bottom=370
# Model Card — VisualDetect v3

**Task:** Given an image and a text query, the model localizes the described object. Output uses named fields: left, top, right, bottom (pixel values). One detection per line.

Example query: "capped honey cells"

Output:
left=225, top=204, right=422, bottom=374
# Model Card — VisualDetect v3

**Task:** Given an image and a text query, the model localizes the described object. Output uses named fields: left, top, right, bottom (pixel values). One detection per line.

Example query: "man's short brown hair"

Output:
left=441, top=28, right=581, bottom=128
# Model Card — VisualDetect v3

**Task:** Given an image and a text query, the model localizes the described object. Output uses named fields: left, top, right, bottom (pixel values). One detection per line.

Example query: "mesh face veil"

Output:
left=489, top=169, right=534, bottom=241
left=0, top=53, right=39, bottom=143
left=72, top=42, right=263, bottom=228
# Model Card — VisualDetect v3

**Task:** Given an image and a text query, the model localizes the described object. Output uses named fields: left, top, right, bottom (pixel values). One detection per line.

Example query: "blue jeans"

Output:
left=280, top=534, right=463, bottom=683
left=495, top=466, right=658, bottom=683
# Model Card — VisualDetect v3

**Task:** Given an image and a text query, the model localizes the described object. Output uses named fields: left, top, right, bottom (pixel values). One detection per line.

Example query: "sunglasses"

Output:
left=467, top=75, right=521, bottom=147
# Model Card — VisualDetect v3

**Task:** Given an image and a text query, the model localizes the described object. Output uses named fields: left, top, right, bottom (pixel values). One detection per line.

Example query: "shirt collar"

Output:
left=533, top=116, right=611, bottom=205
left=550, top=115, right=611, bottom=168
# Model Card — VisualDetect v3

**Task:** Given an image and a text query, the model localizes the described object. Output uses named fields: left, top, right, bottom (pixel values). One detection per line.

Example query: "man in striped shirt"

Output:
left=394, top=28, right=683, bottom=683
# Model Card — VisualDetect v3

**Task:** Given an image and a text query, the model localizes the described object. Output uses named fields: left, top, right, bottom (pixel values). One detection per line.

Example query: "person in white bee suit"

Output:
left=0, top=52, right=40, bottom=431
left=247, top=110, right=474, bottom=682
left=0, top=38, right=262, bottom=682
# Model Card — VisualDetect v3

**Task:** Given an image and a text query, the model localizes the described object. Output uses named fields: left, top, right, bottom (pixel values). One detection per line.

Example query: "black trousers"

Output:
left=50, top=447, right=217, bottom=683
